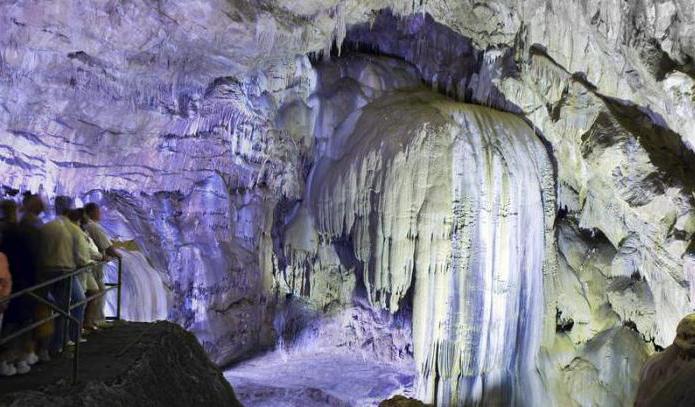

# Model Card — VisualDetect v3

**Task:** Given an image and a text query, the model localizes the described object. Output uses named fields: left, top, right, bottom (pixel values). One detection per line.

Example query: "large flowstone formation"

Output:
left=277, top=56, right=556, bottom=405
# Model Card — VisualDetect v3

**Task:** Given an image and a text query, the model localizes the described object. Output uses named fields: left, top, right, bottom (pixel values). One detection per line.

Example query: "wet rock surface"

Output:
left=0, top=321, right=241, bottom=407
left=225, top=305, right=415, bottom=407
left=226, top=351, right=414, bottom=407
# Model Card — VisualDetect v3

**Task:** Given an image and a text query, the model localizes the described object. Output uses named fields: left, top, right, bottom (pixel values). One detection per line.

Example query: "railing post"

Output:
left=62, top=276, right=72, bottom=353
left=73, top=327, right=80, bottom=385
left=116, top=257, right=122, bottom=321
left=0, top=259, right=118, bottom=385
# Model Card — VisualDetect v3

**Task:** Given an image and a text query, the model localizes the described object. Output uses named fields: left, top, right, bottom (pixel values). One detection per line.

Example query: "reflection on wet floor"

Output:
left=225, top=350, right=415, bottom=407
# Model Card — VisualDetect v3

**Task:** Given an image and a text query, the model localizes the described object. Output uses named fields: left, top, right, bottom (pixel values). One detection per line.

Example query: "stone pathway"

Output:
left=0, top=322, right=146, bottom=395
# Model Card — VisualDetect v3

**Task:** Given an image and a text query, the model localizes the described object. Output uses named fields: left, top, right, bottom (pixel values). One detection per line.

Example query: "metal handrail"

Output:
left=0, top=257, right=122, bottom=384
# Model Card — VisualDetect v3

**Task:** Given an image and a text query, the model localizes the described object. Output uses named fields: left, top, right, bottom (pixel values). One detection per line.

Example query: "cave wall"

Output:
left=0, top=1, right=320, bottom=364
left=1, top=0, right=694, bottom=405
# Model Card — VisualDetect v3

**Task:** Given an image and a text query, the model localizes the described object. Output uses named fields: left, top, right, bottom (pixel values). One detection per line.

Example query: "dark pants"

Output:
left=47, top=275, right=85, bottom=352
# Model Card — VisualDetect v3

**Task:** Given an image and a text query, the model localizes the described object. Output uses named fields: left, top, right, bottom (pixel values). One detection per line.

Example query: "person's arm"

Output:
left=105, top=245, right=121, bottom=259
left=88, top=223, right=120, bottom=259
left=86, top=235, right=104, bottom=261
left=0, top=252, right=11, bottom=313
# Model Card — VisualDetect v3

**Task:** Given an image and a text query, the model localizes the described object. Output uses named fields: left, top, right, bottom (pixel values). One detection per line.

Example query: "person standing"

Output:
left=83, top=203, right=119, bottom=329
left=0, top=199, right=38, bottom=374
left=20, top=193, right=45, bottom=230
left=67, top=208, right=102, bottom=332
left=66, top=208, right=101, bottom=270
left=0, top=251, right=13, bottom=376
left=0, top=253, right=10, bottom=303
left=39, top=196, right=86, bottom=354
left=19, top=193, right=51, bottom=362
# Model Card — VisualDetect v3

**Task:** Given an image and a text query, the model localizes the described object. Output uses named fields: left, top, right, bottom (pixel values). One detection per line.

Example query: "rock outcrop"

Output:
left=635, top=313, right=695, bottom=407
left=380, top=395, right=428, bottom=407
left=0, top=321, right=241, bottom=407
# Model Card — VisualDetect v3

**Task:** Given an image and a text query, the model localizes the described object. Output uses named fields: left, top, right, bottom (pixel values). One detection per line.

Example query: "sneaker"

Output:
left=15, top=361, right=30, bottom=375
left=38, top=349, right=51, bottom=363
left=25, top=353, right=39, bottom=366
left=0, top=361, right=16, bottom=376
left=65, top=338, right=87, bottom=348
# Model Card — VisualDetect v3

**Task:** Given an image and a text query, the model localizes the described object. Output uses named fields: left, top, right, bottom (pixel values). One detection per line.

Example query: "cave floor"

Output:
left=224, top=350, right=416, bottom=407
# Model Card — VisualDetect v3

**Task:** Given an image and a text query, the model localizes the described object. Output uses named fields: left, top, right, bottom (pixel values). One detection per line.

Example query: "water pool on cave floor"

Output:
left=224, top=350, right=416, bottom=406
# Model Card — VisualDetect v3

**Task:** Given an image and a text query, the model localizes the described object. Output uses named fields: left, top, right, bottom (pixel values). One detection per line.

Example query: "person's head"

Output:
left=67, top=208, right=85, bottom=225
left=84, top=203, right=101, bottom=222
left=54, top=196, right=75, bottom=217
left=0, top=200, right=18, bottom=223
left=22, top=193, right=45, bottom=216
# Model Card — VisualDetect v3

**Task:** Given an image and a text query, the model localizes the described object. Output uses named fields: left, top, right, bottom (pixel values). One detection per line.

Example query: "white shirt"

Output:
left=84, top=220, right=112, bottom=252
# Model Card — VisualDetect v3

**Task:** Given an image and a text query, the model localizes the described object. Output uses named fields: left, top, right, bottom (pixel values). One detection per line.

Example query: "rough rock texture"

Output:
left=380, top=395, right=429, bottom=407
left=0, top=321, right=241, bottom=407
left=1, top=0, right=695, bottom=405
left=226, top=348, right=414, bottom=406
left=635, top=313, right=695, bottom=407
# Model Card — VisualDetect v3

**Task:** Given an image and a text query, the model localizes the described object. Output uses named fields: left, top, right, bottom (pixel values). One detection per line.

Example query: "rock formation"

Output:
left=380, top=395, right=429, bottom=407
left=0, top=321, right=242, bottom=407
left=1, top=1, right=694, bottom=405
left=276, top=56, right=555, bottom=405
left=635, top=313, right=695, bottom=406
left=103, top=248, right=170, bottom=322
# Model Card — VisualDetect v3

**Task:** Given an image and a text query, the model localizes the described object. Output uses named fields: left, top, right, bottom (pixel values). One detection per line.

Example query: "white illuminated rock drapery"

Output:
left=280, top=57, right=556, bottom=405
left=104, top=249, right=170, bottom=322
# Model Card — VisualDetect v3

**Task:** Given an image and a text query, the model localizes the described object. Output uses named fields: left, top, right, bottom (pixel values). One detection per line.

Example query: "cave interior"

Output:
left=2, top=1, right=695, bottom=406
